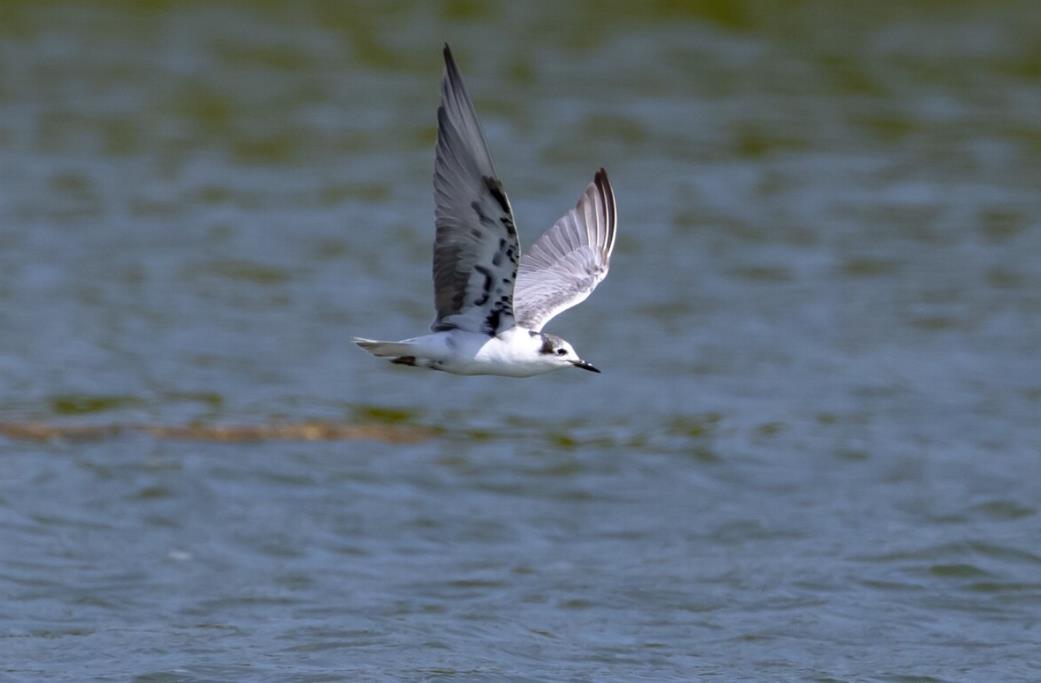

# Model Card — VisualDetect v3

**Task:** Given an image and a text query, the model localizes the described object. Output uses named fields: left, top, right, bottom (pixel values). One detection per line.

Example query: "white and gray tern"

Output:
left=355, top=45, right=617, bottom=377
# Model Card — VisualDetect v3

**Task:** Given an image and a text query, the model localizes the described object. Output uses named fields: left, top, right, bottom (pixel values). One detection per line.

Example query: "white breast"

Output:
left=451, top=328, right=553, bottom=377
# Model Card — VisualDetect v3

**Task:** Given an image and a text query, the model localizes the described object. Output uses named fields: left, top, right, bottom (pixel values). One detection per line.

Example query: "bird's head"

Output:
left=537, top=333, right=600, bottom=373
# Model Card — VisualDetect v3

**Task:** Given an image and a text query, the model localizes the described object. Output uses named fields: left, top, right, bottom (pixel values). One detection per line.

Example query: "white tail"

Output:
left=353, top=337, right=415, bottom=358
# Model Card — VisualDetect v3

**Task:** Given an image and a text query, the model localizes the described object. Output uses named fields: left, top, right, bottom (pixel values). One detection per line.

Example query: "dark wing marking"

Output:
left=513, top=168, right=616, bottom=332
left=430, top=44, right=519, bottom=336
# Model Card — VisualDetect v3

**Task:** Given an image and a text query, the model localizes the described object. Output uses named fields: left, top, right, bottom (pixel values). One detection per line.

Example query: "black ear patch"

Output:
left=539, top=337, right=555, bottom=355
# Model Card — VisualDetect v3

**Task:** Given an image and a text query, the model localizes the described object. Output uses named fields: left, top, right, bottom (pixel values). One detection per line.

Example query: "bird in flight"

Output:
left=354, top=45, right=617, bottom=377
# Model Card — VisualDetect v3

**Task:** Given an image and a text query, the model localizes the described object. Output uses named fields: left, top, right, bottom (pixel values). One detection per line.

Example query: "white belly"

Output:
left=406, top=329, right=552, bottom=377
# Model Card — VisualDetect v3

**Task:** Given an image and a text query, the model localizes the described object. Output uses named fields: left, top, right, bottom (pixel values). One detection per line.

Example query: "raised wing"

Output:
left=513, top=169, right=616, bottom=331
left=430, top=44, right=519, bottom=336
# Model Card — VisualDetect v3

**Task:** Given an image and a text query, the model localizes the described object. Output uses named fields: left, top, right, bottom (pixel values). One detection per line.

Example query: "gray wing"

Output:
left=430, top=44, right=519, bottom=336
left=513, top=169, right=616, bottom=332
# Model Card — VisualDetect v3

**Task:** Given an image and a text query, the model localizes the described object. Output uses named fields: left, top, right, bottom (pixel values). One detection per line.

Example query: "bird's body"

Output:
left=356, top=328, right=577, bottom=377
left=355, top=45, right=617, bottom=378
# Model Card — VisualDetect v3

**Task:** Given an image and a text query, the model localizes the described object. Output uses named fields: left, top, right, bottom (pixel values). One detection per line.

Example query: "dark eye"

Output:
left=557, top=348, right=567, bottom=356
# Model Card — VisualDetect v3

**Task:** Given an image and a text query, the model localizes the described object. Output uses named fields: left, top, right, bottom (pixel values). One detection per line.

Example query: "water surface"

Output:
left=2, top=2, right=1040, bottom=681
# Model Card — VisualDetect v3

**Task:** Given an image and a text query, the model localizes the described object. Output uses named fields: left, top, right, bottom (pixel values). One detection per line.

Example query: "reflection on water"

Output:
left=2, top=2, right=1040, bottom=680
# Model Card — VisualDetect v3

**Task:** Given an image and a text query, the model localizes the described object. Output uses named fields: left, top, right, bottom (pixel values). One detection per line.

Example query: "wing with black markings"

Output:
left=430, top=45, right=520, bottom=336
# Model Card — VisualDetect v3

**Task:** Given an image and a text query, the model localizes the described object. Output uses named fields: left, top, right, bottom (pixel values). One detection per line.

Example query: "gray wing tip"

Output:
left=443, top=43, right=456, bottom=72
left=442, top=44, right=466, bottom=97
left=592, top=168, right=617, bottom=258
left=436, top=43, right=498, bottom=179
left=594, top=167, right=612, bottom=201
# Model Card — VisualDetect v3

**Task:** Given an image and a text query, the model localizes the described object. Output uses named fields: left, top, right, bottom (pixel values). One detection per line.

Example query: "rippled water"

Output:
left=2, top=2, right=1041, bottom=681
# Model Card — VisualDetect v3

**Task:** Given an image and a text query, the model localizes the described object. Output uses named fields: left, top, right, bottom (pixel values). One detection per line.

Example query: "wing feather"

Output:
left=513, top=169, right=616, bottom=331
left=431, top=45, right=520, bottom=335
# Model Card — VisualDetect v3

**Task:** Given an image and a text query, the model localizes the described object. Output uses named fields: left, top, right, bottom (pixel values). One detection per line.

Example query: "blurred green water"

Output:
left=2, top=2, right=1040, bottom=681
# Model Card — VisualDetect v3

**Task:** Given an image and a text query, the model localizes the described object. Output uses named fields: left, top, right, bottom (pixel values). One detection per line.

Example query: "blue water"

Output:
left=2, top=3, right=1040, bottom=681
